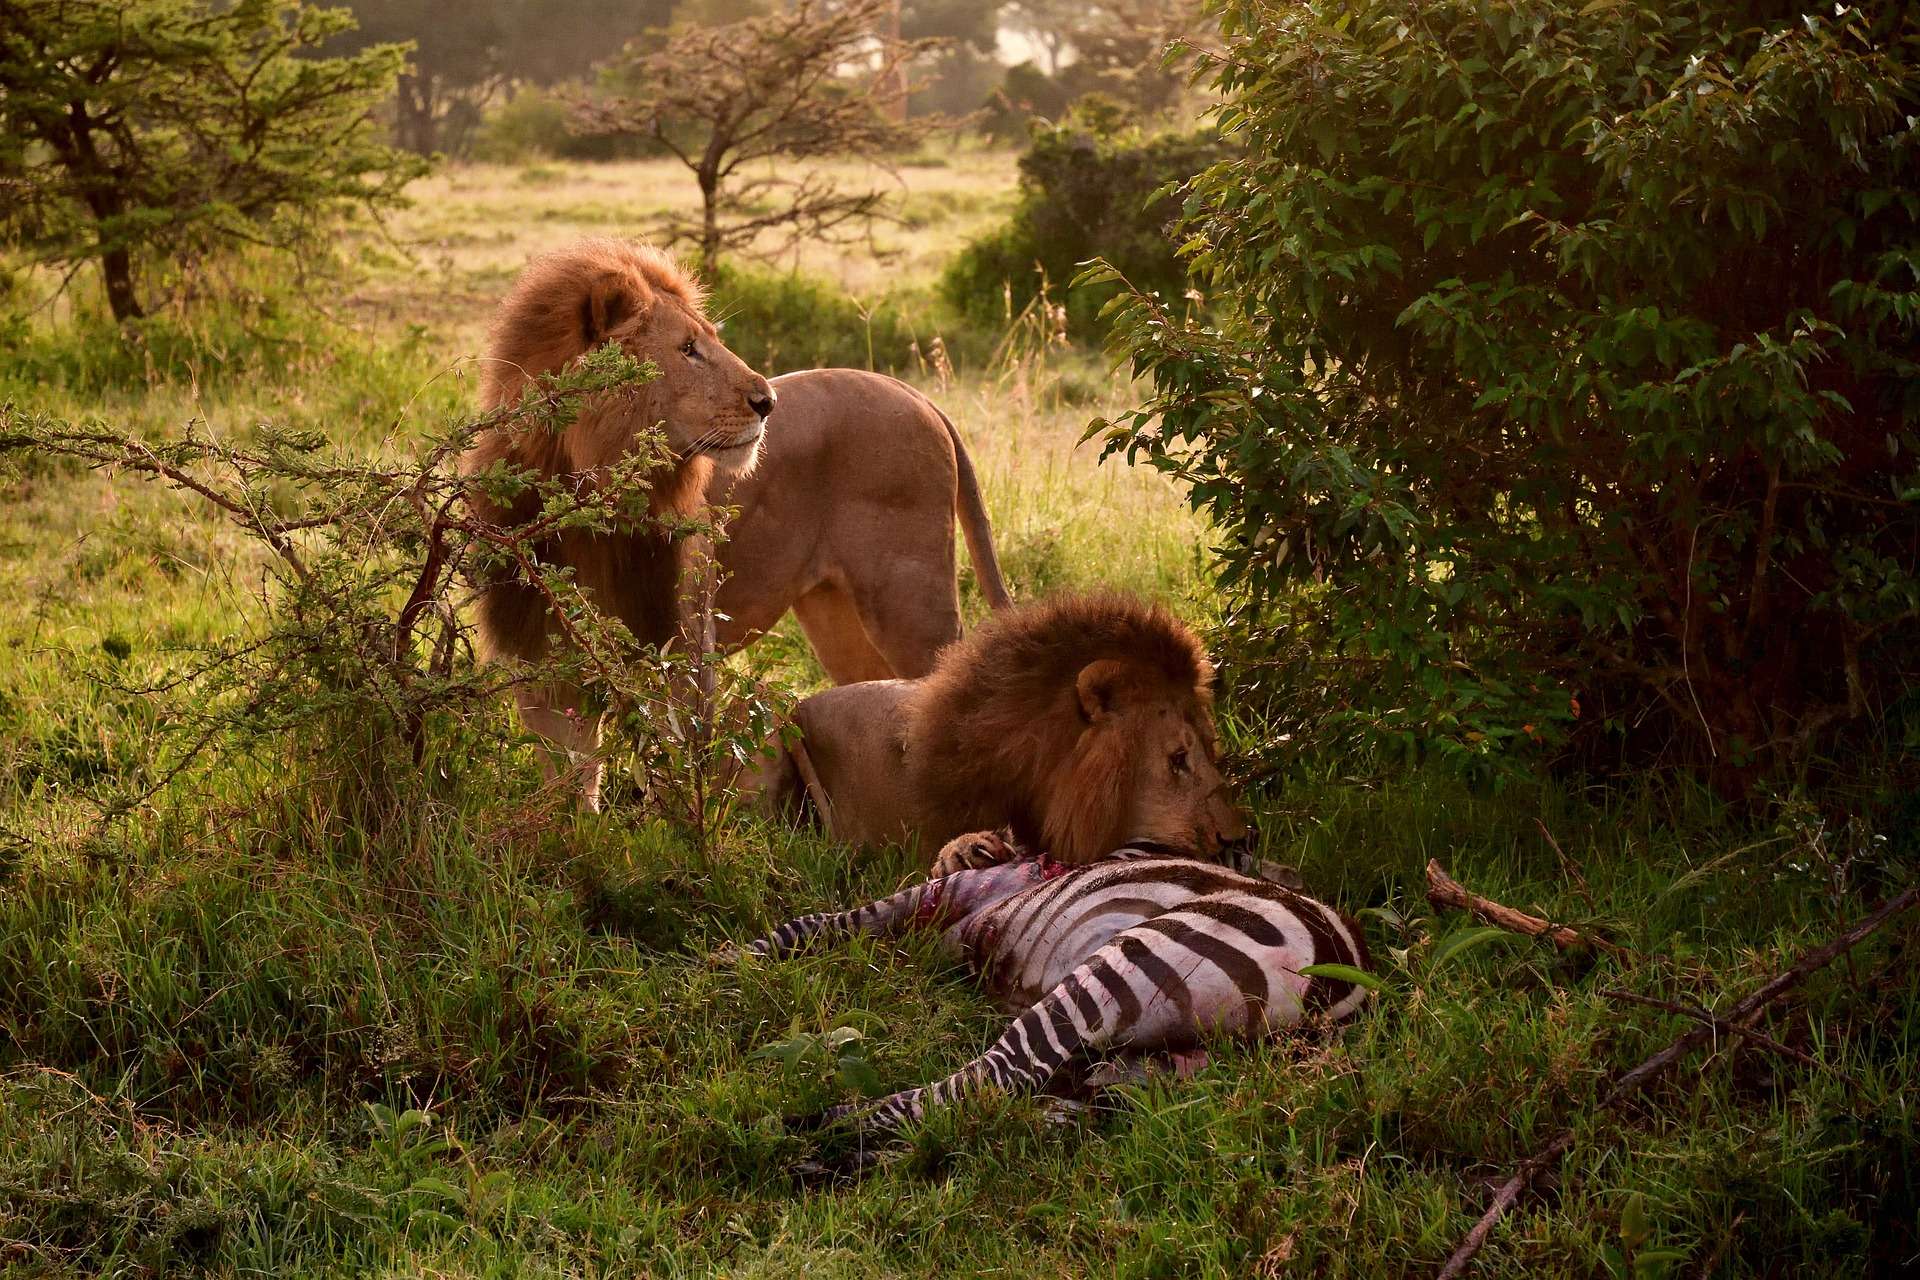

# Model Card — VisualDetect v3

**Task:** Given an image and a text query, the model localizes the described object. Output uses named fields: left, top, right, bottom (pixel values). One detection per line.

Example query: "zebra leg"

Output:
left=725, top=876, right=951, bottom=961
left=824, top=954, right=1130, bottom=1135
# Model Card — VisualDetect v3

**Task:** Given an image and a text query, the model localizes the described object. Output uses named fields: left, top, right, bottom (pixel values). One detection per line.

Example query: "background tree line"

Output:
left=319, top=0, right=1201, bottom=157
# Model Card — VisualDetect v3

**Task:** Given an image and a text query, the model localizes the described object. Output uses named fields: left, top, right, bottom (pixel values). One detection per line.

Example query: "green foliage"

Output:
left=0, top=262, right=440, bottom=400
left=710, top=264, right=986, bottom=374
left=0, top=0, right=428, bottom=322
left=331, top=0, right=679, bottom=155
left=944, top=110, right=1227, bottom=335
left=979, top=60, right=1075, bottom=141
left=1094, top=0, right=1920, bottom=787
left=996, top=0, right=1206, bottom=123
left=1, top=761, right=1915, bottom=1274
left=472, top=85, right=652, bottom=163
left=0, top=343, right=779, bottom=843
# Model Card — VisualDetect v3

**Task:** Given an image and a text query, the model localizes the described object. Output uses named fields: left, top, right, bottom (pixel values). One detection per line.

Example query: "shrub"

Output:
left=1094, top=0, right=1920, bottom=790
left=710, top=265, right=982, bottom=374
left=943, top=109, right=1228, bottom=337
left=471, top=87, right=652, bottom=163
left=0, top=346, right=778, bottom=850
left=979, top=61, right=1075, bottom=142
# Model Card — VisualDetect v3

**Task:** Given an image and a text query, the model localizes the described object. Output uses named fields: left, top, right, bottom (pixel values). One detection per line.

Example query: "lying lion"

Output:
left=748, top=592, right=1252, bottom=871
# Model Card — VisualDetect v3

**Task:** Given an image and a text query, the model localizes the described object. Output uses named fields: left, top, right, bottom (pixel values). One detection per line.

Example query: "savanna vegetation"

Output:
left=1, top=0, right=1916, bottom=1276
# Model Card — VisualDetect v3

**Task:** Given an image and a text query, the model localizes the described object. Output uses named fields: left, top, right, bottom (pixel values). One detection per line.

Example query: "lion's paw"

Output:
left=929, top=829, right=1019, bottom=878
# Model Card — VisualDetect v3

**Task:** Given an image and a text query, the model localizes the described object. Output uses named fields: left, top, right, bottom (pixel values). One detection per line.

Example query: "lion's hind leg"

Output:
left=791, top=582, right=898, bottom=684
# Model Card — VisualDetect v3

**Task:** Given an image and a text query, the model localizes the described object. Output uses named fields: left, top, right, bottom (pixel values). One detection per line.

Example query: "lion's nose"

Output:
left=747, top=386, right=775, bottom=419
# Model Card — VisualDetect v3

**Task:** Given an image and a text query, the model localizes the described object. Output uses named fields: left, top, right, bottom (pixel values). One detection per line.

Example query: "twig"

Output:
left=787, top=734, right=836, bottom=838
left=1534, top=818, right=1592, bottom=906
left=1436, top=882, right=1920, bottom=1279
left=1426, top=860, right=1628, bottom=957
left=1598, top=988, right=1863, bottom=1092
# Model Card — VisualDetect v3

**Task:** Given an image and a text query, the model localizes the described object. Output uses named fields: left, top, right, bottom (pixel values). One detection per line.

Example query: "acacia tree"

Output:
left=0, top=0, right=425, bottom=322
left=573, top=0, right=943, bottom=269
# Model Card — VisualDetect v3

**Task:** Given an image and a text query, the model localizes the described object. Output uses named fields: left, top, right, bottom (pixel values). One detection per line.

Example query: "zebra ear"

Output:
left=1075, top=659, right=1131, bottom=723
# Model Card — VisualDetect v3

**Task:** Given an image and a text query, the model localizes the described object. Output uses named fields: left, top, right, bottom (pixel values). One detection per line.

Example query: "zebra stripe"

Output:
left=740, top=854, right=1372, bottom=1136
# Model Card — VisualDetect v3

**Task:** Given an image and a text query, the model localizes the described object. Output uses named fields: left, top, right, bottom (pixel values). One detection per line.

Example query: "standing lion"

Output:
left=463, top=239, right=776, bottom=806
left=465, top=237, right=1011, bottom=807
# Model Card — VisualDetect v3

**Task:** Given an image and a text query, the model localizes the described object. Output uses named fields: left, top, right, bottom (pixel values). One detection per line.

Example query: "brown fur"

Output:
left=461, top=238, right=772, bottom=665
left=904, top=592, right=1227, bottom=865
left=704, top=369, right=1011, bottom=685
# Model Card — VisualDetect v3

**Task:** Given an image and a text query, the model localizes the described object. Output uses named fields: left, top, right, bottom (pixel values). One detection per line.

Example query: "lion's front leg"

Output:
left=515, top=681, right=607, bottom=812
left=929, top=828, right=1021, bottom=878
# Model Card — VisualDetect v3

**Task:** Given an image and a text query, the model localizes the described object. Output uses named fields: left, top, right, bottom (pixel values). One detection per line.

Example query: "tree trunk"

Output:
left=698, top=168, right=721, bottom=271
left=884, top=0, right=909, bottom=123
left=395, top=73, right=438, bottom=156
left=99, top=245, right=143, bottom=322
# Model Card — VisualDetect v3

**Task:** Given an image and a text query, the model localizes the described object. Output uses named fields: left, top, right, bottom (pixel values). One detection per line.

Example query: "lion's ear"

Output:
left=579, top=271, right=649, bottom=348
left=1075, top=659, right=1133, bottom=723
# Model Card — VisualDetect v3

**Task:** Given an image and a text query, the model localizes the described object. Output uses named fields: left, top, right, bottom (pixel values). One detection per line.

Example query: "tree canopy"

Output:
left=572, top=0, right=942, bottom=268
left=0, top=0, right=425, bottom=321
left=329, top=0, right=677, bottom=154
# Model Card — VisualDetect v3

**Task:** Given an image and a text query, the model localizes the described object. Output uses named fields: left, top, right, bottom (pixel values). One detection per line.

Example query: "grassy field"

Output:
left=1, top=155, right=1916, bottom=1277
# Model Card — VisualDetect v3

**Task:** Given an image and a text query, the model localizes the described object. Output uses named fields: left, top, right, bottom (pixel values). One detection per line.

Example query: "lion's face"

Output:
left=602, top=297, right=775, bottom=479
left=1042, top=656, right=1250, bottom=865
left=547, top=262, right=776, bottom=483
left=1109, top=702, right=1249, bottom=859
left=620, top=298, right=775, bottom=477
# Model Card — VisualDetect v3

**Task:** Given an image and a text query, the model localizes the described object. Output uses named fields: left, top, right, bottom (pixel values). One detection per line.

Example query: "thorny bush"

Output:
left=0, top=345, right=782, bottom=849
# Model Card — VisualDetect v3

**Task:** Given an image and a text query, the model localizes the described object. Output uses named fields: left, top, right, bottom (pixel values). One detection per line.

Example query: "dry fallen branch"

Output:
left=1598, top=988, right=1864, bottom=1092
left=1425, top=859, right=1629, bottom=957
left=1436, top=881, right=1920, bottom=1280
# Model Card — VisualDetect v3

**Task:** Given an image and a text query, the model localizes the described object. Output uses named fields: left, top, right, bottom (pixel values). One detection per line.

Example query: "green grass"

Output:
left=1, top=155, right=1916, bottom=1277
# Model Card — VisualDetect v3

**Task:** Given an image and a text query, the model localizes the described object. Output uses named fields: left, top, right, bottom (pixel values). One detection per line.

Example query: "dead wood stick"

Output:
left=1598, top=989, right=1863, bottom=1091
left=787, top=736, right=837, bottom=841
left=1534, top=818, right=1591, bottom=901
left=1436, top=881, right=1920, bottom=1280
left=1425, top=859, right=1629, bottom=957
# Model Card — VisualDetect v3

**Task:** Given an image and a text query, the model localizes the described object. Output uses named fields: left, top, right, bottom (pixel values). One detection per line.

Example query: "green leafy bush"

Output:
left=944, top=109, right=1227, bottom=336
left=1094, top=0, right=1920, bottom=788
left=711, top=264, right=985, bottom=373
left=472, top=86, right=653, bottom=163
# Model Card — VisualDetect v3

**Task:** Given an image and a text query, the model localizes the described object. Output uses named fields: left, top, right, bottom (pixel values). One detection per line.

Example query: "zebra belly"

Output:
left=954, top=860, right=1274, bottom=1009
left=1074, top=900, right=1328, bottom=1048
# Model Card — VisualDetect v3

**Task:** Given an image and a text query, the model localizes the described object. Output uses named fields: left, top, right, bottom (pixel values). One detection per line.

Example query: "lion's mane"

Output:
left=904, top=592, right=1215, bottom=864
left=463, top=238, right=713, bottom=664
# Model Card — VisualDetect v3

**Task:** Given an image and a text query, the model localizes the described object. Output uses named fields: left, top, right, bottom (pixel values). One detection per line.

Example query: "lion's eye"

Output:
left=680, top=338, right=700, bottom=359
left=1170, top=748, right=1190, bottom=776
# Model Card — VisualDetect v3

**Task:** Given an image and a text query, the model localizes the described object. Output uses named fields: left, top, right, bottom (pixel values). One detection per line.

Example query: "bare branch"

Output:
left=1436, top=882, right=1920, bottom=1279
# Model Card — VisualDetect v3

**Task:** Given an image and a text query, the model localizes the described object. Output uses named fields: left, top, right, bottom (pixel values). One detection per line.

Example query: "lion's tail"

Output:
left=933, top=405, right=1013, bottom=611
